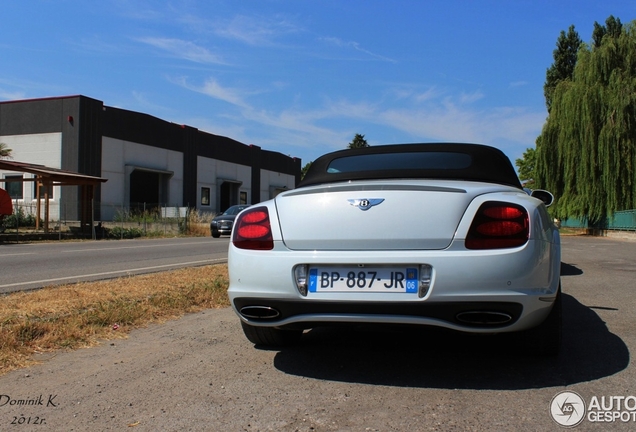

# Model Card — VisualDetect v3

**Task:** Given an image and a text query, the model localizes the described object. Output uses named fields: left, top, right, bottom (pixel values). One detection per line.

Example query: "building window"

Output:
left=5, top=175, right=23, bottom=199
left=201, top=187, right=210, bottom=206
left=240, top=191, right=247, bottom=205
left=34, top=182, right=53, bottom=200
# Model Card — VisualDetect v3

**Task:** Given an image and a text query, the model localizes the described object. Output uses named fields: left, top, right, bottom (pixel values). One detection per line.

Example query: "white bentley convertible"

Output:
left=228, top=143, right=562, bottom=355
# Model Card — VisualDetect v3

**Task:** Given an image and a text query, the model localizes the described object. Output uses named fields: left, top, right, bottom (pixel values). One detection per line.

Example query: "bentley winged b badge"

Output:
left=348, top=198, right=385, bottom=211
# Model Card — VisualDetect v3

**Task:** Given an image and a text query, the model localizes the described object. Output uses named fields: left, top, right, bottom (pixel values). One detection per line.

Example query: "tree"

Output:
left=536, top=17, right=636, bottom=224
left=0, top=143, right=12, bottom=159
left=301, top=161, right=312, bottom=180
left=515, top=147, right=536, bottom=188
left=347, top=133, right=369, bottom=149
left=592, top=15, right=622, bottom=48
left=543, top=25, right=582, bottom=112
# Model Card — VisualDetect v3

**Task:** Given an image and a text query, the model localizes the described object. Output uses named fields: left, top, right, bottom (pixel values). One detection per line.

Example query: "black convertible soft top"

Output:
left=298, top=143, right=522, bottom=189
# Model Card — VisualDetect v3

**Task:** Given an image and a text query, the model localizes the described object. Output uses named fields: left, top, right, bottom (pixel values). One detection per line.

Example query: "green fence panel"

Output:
left=608, top=210, right=636, bottom=230
left=561, top=210, right=636, bottom=231
left=560, top=217, right=588, bottom=229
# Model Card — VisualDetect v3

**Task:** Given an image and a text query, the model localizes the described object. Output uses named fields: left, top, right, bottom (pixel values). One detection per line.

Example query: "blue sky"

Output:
left=2, top=1, right=635, bottom=168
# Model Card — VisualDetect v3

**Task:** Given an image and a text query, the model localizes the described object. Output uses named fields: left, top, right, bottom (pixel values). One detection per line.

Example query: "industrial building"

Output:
left=0, top=95, right=301, bottom=224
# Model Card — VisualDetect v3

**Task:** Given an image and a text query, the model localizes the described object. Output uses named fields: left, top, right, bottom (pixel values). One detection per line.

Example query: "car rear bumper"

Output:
left=233, top=297, right=525, bottom=329
left=228, top=239, right=560, bottom=333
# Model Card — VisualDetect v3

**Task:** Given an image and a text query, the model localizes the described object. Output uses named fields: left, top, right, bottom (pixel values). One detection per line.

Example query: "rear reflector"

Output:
left=232, top=207, right=274, bottom=250
left=465, top=202, right=529, bottom=249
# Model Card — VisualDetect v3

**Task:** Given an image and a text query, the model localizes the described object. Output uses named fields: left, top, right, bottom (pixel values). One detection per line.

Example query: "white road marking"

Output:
left=0, top=258, right=226, bottom=289
left=62, top=241, right=215, bottom=253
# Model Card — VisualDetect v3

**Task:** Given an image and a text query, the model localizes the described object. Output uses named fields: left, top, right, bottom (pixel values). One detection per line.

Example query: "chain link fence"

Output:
left=0, top=200, right=216, bottom=240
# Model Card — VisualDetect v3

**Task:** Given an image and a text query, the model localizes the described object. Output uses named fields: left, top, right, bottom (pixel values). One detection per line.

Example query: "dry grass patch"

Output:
left=0, top=264, right=229, bottom=376
left=187, top=209, right=215, bottom=237
left=188, top=222, right=212, bottom=237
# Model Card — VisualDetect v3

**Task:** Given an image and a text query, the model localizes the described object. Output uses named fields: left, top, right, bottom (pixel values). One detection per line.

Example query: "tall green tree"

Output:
left=301, top=161, right=312, bottom=180
left=592, top=15, right=622, bottom=48
left=515, top=147, right=536, bottom=188
left=543, top=25, right=582, bottom=112
left=348, top=133, right=369, bottom=149
left=536, top=17, right=636, bottom=224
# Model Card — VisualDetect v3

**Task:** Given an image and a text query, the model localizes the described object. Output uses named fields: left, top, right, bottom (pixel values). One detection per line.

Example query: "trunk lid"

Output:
left=275, top=181, right=502, bottom=250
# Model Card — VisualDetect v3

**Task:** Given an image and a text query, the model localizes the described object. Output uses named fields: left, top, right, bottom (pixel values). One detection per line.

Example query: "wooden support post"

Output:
left=35, top=176, right=41, bottom=231
left=44, top=179, right=50, bottom=234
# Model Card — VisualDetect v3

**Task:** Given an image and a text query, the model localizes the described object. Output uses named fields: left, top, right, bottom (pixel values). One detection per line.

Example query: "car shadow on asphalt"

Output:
left=561, top=262, right=583, bottom=276
left=272, top=292, right=628, bottom=390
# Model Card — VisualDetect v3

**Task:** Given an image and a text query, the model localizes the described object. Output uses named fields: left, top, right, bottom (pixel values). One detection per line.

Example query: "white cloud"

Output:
left=131, top=91, right=171, bottom=113
left=0, top=89, right=27, bottom=100
left=200, top=79, right=250, bottom=108
left=172, top=73, right=543, bottom=160
left=296, top=94, right=544, bottom=147
left=414, top=87, right=441, bottom=103
left=137, top=37, right=226, bottom=64
left=213, top=15, right=300, bottom=46
left=374, top=104, right=544, bottom=146
left=459, top=90, right=485, bottom=104
left=0, top=77, right=66, bottom=101
left=321, top=37, right=396, bottom=63
left=172, top=76, right=250, bottom=109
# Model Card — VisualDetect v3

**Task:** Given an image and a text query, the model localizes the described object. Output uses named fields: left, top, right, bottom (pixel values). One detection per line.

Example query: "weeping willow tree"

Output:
left=536, top=18, right=636, bottom=224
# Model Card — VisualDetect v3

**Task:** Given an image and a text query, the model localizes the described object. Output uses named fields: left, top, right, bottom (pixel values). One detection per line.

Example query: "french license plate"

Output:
left=308, top=266, right=418, bottom=293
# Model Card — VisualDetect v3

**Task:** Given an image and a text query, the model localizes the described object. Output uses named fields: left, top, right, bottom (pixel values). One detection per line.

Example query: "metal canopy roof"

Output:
left=0, top=159, right=107, bottom=235
left=0, top=160, right=107, bottom=185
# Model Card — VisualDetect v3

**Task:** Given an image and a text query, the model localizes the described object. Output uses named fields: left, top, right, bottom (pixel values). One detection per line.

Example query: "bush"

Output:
left=113, top=208, right=160, bottom=223
left=107, top=226, right=144, bottom=239
left=1, top=208, right=41, bottom=229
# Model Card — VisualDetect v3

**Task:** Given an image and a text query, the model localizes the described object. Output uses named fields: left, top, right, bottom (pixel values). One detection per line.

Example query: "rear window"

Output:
left=327, top=152, right=472, bottom=173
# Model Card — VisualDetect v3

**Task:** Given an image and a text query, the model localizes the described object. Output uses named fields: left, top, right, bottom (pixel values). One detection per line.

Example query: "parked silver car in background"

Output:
left=228, top=143, right=562, bottom=355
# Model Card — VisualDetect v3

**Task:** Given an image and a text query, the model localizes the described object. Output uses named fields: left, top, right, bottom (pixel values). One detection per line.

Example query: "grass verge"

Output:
left=0, top=264, right=229, bottom=376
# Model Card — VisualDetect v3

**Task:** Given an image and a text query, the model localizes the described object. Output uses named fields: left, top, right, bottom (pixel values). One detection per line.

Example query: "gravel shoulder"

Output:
left=0, top=236, right=634, bottom=431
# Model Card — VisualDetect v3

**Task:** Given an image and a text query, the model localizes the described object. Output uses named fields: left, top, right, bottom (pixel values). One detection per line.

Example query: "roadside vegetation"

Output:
left=1, top=207, right=215, bottom=239
left=102, top=208, right=215, bottom=238
left=0, top=264, right=229, bottom=376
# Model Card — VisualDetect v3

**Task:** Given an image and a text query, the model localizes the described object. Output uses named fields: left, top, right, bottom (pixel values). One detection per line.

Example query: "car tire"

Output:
left=520, top=285, right=562, bottom=356
left=211, top=231, right=220, bottom=238
left=240, top=321, right=303, bottom=347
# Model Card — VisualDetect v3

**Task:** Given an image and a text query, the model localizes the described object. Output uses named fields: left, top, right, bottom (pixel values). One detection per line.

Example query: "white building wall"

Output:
left=197, top=156, right=251, bottom=214
left=1, top=133, right=296, bottom=223
left=0, top=133, right=62, bottom=219
left=101, top=137, right=183, bottom=220
left=260, top=169, right=295, bottom=201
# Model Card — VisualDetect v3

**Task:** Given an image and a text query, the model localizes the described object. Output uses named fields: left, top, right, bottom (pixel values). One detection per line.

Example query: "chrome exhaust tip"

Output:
left=456, top=311, right=512, bottom=326
left=240, top=306, right=281, bottom=320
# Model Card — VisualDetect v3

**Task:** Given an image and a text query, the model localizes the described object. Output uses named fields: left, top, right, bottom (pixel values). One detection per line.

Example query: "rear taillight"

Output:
left=465, top=202, right=529, bottom=249
left=232, top=206, right=274, bottom=250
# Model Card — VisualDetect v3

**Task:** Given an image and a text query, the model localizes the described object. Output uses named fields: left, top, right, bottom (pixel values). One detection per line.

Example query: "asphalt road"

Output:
left=0, top=237, right=230, bottom=294
left=0, top=235, right=635, bottom=431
